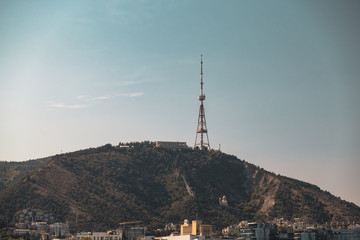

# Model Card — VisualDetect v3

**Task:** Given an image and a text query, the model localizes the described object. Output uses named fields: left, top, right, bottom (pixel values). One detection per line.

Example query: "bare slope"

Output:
left=0, top=143, right=359, bottom=231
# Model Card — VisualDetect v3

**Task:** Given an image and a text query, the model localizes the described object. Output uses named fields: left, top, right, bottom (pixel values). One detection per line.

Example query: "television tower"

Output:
left=194, top=55, right=210, bottom=150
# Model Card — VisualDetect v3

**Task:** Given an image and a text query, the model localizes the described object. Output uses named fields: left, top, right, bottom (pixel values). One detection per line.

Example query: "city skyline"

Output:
left=0, top=0, right=359, bottom=207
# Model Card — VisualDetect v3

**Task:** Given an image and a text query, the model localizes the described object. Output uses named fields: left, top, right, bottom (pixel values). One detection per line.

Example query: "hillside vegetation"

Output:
left=0, top=157, right=50, bottom=192
left=0, top=142, right=359, bottom=231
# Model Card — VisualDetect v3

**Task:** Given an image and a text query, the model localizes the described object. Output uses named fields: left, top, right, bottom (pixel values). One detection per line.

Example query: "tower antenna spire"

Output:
left=194, top=55, right=210, bottom=150
left=200, top=54, right=203, bottom=96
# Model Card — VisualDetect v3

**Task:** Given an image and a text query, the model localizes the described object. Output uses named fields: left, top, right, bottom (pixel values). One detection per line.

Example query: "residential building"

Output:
left=50, top=222, right=70, bottom=237
left=180, top=220, right=212, bottom=237
left=14, top=209, right=55, bottom=225
left=255, top=223, right=277, bottom=240
left=34, top=222, right=49, bottom=233
left=13, top=229, right=30, bottom=236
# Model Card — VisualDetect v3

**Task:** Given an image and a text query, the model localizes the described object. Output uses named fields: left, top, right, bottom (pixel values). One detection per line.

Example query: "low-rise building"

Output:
left=155, top=141, right=188, bottom=150
left=238, top=227, right=255, bottom=240
left=118, top=221, right=147, bottom=240
left=13, top=209, right=55, bottom=225
left=76, top=231, right=122, bottom=240
left=50, top=222, right=70, bottom=237
left=164, top=223, right=178, bottom=232
left=13, top=229, right=30, bottom=236
left=34, top=222, right=49, bottom=233
left=157, top=234, right=205, bottom=240
left=255, top=223, right=277, bottom=240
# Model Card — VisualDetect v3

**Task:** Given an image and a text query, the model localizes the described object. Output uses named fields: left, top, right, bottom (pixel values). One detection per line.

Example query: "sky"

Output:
left=0, top=1, right=359, bottom=206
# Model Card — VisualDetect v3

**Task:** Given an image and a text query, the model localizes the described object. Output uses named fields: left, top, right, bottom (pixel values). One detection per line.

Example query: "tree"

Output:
left=214, top=230, right=223, bottom=237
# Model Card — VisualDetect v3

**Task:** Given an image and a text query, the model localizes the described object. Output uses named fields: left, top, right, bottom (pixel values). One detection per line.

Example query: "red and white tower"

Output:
left=194, top=55, right=210, bottom=150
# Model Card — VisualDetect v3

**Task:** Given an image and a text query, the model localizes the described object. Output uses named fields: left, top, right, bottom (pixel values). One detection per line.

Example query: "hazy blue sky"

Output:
left=1, top=1, right=359, bottom=206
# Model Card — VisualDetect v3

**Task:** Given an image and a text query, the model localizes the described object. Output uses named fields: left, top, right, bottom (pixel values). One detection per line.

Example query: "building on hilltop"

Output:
left=180, top=219, right=212, bottom=237
left=155, top=141, right=188, bottom=150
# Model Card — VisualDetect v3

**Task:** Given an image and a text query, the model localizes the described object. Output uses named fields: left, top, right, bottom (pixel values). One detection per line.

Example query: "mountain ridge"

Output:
left=0, top=142, right=359, bottom=231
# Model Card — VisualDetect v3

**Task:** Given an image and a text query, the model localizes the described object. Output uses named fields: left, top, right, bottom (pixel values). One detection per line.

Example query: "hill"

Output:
left=0, top=157, right=50, bottom=192
left=0, top=142, right=359, bottom=231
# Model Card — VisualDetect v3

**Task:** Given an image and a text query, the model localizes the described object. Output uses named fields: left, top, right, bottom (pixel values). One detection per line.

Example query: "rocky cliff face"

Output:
left=0, top=143, right=359, bottom=231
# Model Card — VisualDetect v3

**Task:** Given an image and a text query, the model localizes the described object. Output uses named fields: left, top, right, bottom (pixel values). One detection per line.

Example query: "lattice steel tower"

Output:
left=194, top=55, right=210, bottom=150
